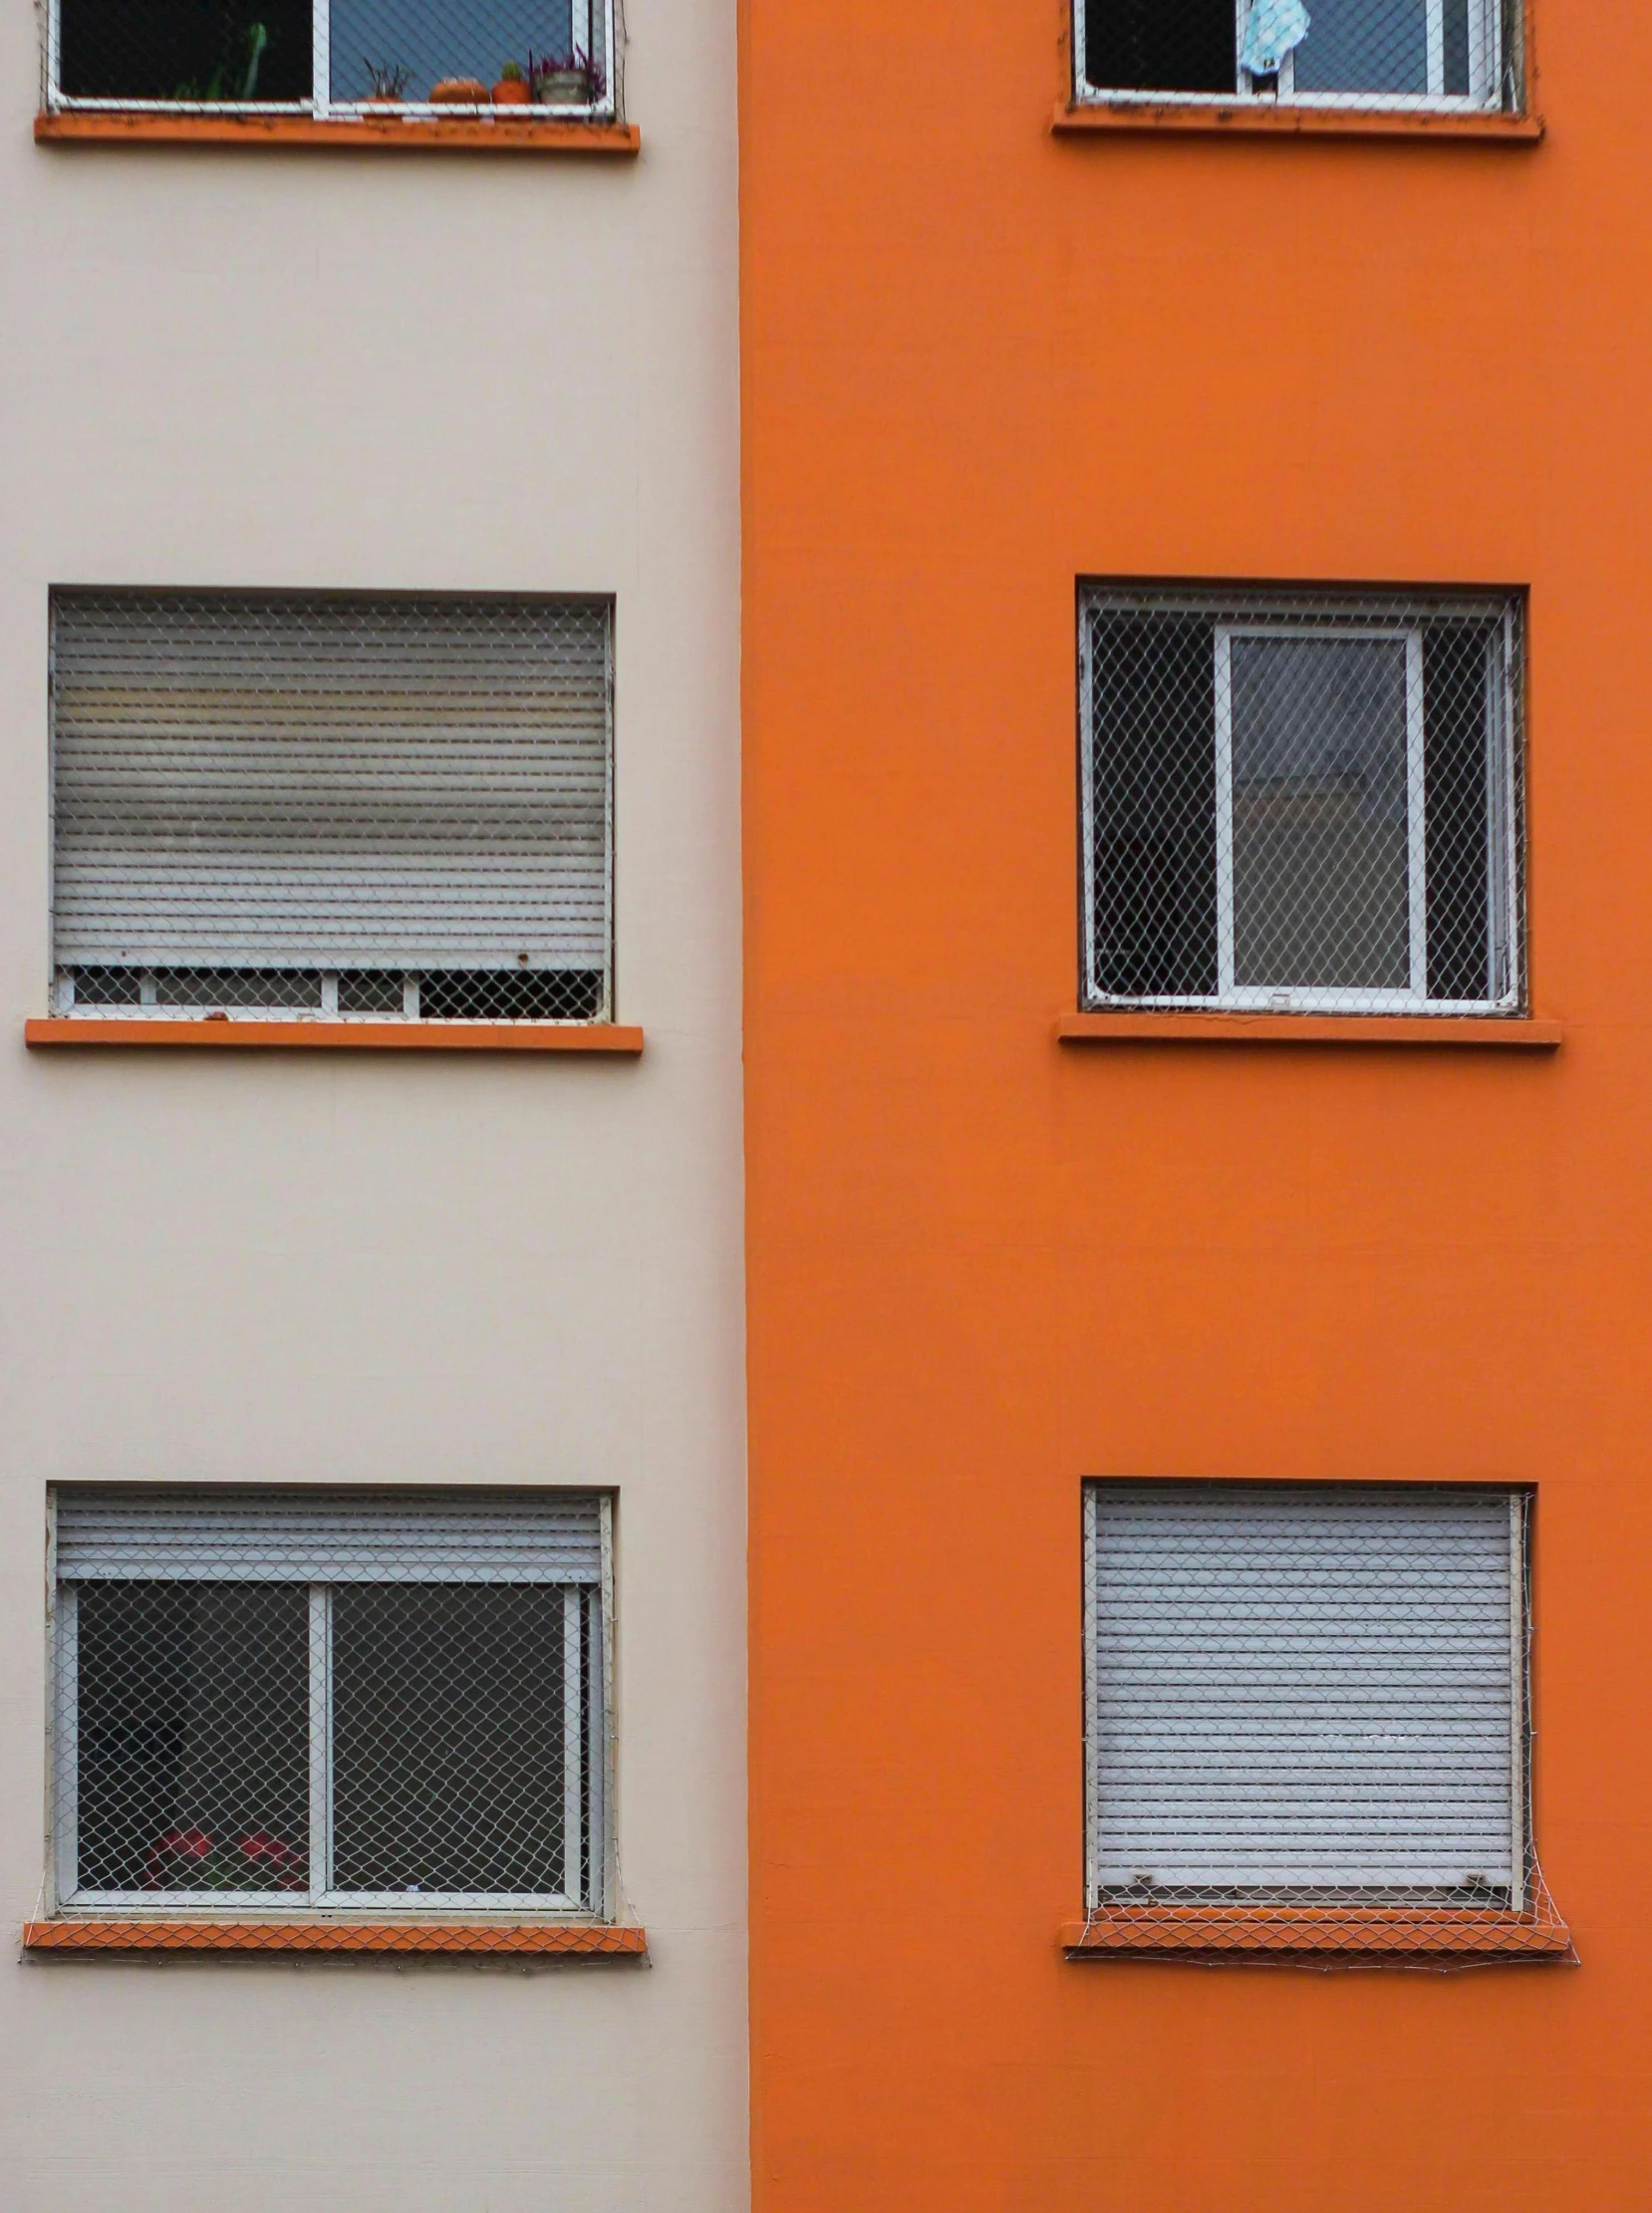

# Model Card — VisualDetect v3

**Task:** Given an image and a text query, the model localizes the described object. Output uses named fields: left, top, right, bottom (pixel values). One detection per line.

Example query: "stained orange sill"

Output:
left=1062, top=1905, right=1571, bottom=1959
left=1053, top=101, right=1542, bottom=143
left=1057, top=1013, right=1562, bottom=1049
left=25, top=1919, right=648, bottom=1956
left=25, top=1018, right=644, bottom=1054
left=35, top=111, right=640, bottom=155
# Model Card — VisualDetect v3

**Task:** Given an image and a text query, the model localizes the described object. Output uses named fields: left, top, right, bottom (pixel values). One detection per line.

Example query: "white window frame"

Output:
left=1214, top=622, right=1427, bottom=1014
left=1078, top=590, right=1521, bottom=1018
left=1081, top=1483, right=1531, bottom=1908
left=1073, top=0, right=1507, bottom=113
left=46, top=1493, right=615, bottom=1919
left=42, top=0, right=617, bottom=119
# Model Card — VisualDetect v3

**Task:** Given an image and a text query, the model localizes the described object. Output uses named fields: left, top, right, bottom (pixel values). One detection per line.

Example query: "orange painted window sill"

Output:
left=25, top=1018, right=644, bottom=1054
left=1062, top=1904, right=1571, bottom=1959
left=24, top=1919, right=649, bottom=1957
left=35, top=111, right=640, bottom=155
left=1052, top=101, right=1542, bottom=144
left=1057, top=1013, right=1562, bottom=1049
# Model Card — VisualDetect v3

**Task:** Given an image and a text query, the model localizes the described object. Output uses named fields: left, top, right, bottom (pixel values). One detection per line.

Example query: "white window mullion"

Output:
left=1212, top=629, right=1239, bottom=1000
left=1425, top=0, right=1446, bottom=97
left=312, top=0, right=330, bottom=115
left=308, top=1584, right=333, bottom=1903
left=1509, top=1495, right=1527, bottom=1911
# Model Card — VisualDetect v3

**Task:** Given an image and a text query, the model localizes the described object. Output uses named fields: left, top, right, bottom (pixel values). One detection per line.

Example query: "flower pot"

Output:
left=534, top=69, right=589, bottom=106
left=429, top=77, right=489, bottom=104
left=493, top=78, right=530, bottom=105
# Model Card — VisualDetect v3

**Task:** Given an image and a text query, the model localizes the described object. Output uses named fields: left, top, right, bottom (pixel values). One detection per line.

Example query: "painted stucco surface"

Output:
left=0, top=10, right=744, bottom=2208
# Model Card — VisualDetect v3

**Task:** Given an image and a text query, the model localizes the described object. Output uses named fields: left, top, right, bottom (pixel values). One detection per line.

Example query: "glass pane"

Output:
left=328, top=0, right=596, bottom=103
left=74, top=1582, right=310, bottom=1893
left=57, top=0, right=312, bottom=102
left=1293, top=0, right=1429, bottom=92
left=1230, top=635, right=1413, bottom=992
left=331, top=1584, right=570, bottom=1895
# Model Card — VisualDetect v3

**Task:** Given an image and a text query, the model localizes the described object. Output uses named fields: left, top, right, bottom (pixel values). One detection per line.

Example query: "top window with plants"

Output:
left=43, top=0, right=617, bottom=119
left=1075, top=0, right=1523, bottom=112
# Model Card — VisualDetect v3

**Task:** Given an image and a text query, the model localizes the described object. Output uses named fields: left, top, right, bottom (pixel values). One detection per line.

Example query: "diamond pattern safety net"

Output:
left=44, top=0, right=617, bottom=118
left=1080, top=585, right=1523, bottom=1017
left=1077, top=0, right=1519, bottom=110
left=1079, top=1484, right=1570, bottom=1960
left=51, top=591, right=612, bottom=1025
left=52, top=1490, right=607, bottom=1912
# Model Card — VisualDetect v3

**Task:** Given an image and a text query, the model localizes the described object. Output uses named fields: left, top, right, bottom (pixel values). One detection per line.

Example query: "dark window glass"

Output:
left=1087, top=611, right=1220, bottom=999
left=1084, top=0, right=1236, bottom=92
left=331, top=1584, right=570, bottom=1895
left=58, top=0, right=312, bottom=103
left=75, top=1581, right=310, bottom=1893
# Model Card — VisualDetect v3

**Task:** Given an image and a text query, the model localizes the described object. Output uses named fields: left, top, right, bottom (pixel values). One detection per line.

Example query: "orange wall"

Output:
left=741, top=4, right=1652, bottom=2208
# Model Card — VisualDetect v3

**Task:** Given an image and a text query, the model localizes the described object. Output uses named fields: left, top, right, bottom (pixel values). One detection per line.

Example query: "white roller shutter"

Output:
left=1085, top=1483, right=1522, bottom=1895
left=51, top=591, right=611, bottom=972
left=56, top=1489, right=603, bottom=1584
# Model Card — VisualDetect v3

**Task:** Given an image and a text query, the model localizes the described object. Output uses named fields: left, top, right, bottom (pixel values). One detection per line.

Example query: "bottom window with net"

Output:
left=1081, top=1482, right=1567, bottom=1951
left=52, top=1489, right=608, bottom=1913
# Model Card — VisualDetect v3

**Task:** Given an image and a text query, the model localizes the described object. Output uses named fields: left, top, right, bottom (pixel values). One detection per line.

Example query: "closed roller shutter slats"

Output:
left=51, top=592, right=611, bottom=972
left=56, top=1489, right=603, bottom=1584
left=1087, top=1484, right=1520, bottom=1894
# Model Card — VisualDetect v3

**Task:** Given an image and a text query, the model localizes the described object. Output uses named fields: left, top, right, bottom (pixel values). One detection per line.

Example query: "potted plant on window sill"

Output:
left=360, top=59, right=410, bottom=112
left=527, top=47, right=602, bottom=107
left=493, top=59, right=530, bottom=105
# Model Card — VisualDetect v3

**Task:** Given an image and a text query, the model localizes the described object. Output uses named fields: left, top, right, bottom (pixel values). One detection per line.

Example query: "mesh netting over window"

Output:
left=1076, top=0, right=1521, bottom=111
left=50, top=591, right=613, bottom=1024
left=51, top=1490, right=608, bottom=1912
left=1080, top=585, right=1523, bottom=1017
left=1079, top=1483, right=1568, bottom=1959
left=42, top=0, right=617, bottom=117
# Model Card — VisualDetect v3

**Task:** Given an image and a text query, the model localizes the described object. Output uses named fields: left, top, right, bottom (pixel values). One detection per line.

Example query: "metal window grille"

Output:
left=1074, top=0, right=1522, bottom=111
left=1082, top=1483, right=1565, bottom=1946
left=49, top=1489, right=611, bottom=1913
left=1079, top=584, right=1523, bottom=1017
left=40, top=0, right=618, bottom=119
left=50, top=591, right=613, bottom=1024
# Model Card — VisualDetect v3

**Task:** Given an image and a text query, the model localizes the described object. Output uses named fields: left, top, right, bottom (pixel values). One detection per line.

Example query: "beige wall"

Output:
left=0, top=6, right=744, bottom=2207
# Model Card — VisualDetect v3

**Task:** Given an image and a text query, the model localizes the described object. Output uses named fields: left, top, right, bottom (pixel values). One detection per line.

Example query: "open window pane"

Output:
left=1076, top=0, right=1507, bottom=108
left=49, top=592, right=614, bottom=1025
left=74, top=1581, right=310, bottom=1894
left=53, top=1489, right=607, bottom=1912
left=331, top=1584, right=572, bottom=1896
left=1081, top=585, right=1521, bottom=1017
left=1228, top=634, right=1414, bottom=993
left=48, top=0, right=615, bottom=111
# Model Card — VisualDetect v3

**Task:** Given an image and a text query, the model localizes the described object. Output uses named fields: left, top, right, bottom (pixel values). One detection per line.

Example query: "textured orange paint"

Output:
left=23, top=1920, right=649, bottom=1954
left=742, top=0, right=1652, bottom=2206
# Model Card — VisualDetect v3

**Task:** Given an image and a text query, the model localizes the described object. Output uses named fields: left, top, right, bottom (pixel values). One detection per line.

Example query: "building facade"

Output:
left=2, top=0, right=743, bottom=2204
left=742, top=2, right=1649, bottom=2208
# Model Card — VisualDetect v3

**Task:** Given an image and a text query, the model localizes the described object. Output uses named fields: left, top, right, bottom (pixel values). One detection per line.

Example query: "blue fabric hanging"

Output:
left=1239, top=0, right=1311, bottom=75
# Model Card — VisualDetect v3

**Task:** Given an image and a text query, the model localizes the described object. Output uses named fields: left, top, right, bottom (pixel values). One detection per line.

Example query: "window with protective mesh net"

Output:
left=1075, top=0, right=1522, bottom=110
left=42, top=0, right=616, bottom=118
left=1079, top=585, right=1523, bottom=1017
left=50, top=1490, right=609, bottom=1912
left=50, top=591, right=613, bottom=1024
left=1081, top=1483, right=1568, bottom=1953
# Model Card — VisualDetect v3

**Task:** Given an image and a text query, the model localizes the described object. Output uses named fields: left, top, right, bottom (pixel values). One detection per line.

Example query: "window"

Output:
left=1079, top=586, right=1522, bottom=1017
left=51, top=591, right=613, bottom=1023
left=43, top=0, right=616, bottom=119
left=1075, top=0, right=1519, bottom=111
left=1084, top=1484, right=1536, bottom=1914
left=50, top=1489, right=610, bottom=1913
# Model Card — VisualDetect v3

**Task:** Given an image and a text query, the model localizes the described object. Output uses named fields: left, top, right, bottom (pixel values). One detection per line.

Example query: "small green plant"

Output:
left=172, top=18, right=270, bottom=103
left=363, top=57, right=411, bottom=98
left=499, top=58, right=525, bottom=82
